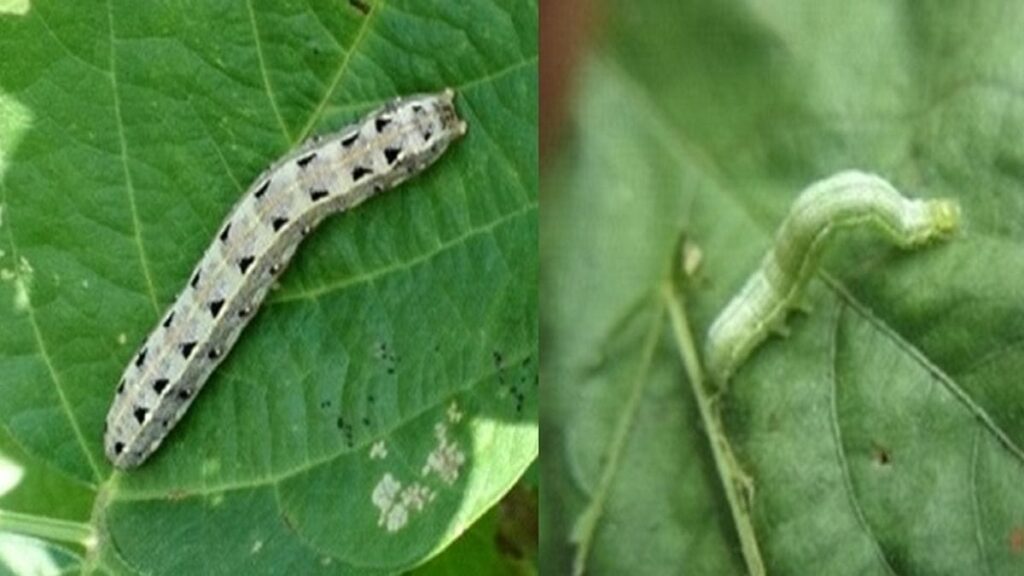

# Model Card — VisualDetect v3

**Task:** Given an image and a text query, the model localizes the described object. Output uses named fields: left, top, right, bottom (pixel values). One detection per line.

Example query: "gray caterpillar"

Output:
left=104, top=89, right=467, bottom=469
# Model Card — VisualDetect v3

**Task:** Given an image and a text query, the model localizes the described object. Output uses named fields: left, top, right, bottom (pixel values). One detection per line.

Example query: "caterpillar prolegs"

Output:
left=705, top=171, right=959, bottom=385
left=104, top=90, right=467, bottom=469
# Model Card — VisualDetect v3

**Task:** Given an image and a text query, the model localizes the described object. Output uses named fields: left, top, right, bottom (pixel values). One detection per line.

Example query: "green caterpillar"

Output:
left=705, top=171, right=959, bottom=385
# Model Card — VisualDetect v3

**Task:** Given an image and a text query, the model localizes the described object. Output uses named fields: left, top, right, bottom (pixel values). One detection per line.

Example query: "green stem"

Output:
left=661, top=284, right=766, bottom=576
left=0, top=509, right=96, bottom=549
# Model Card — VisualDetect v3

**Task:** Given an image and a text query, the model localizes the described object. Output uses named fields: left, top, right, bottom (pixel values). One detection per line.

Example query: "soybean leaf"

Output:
left=0, top=0, right=537, bottom=573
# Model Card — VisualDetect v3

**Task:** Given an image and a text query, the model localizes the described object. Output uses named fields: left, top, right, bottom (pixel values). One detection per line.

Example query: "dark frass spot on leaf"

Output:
left=320, top=400, right=331, bottom=409
left=181, top=341, right=197, bottom=358
left=153, top=378, right=169, bottom=394
left=362, top=417, right=371, bottom=426
left=873, top=444, right=892, bottom=466
left=310, top=189, right=328, bottom=202
left=272, top=217, right=289, bottom=232
left=296, top=152, right=317, bottom=168
left=133, top=406, right=149, bottom=424
left=352, top=166, right=373, bottom=182
left=493, top=350, right=503, bottom=367
left=135, top=347, right=148, bottom=368
left=239, top=256, right=255, bottom=274
left=254, top=179, right=271, bottom=199
left=209, top=299, right=225, bottom=318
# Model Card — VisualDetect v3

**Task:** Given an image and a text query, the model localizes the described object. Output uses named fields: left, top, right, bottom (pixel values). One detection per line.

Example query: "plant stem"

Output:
left=661, top=283, right=766, bottom=576
left=0, top=509, right=96, bottom=549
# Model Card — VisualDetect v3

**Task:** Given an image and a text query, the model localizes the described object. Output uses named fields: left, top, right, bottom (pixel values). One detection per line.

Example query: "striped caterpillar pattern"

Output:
left=704, top=171, right=959, bottom=385
left=104, top=89, right=467, bottom=469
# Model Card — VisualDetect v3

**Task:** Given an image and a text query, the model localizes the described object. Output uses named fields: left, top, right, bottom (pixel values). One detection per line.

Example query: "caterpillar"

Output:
left=704, top=170, right=959, bottom=385
left=104, top=89, right=467, bottom=469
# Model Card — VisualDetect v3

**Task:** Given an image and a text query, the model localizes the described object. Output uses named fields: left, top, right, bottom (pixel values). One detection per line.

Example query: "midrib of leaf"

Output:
left=294, top=0, right=382, bottom=145
left=105, top=0, right=161, bottom=318
left=0, top=178, right=103, bottom=485
left=244, top=0, right=291, bottom=143
left=825, top=301, right=897, bottom=575
left=662, top=283, right=765, bottom=576
left=822, top=273, right=1024, bottom=464
left=570, top=299, right=664, bottom=576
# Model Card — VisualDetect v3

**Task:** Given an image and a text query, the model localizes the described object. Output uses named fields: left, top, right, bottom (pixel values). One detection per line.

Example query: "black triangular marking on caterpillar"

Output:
left=181, top=341, right=197, bottom=358
left=163, top=311, right=175, bottom=328
left=133, top=406, right=149, bottom=424
left=297, top=152, right=317, bottom=168
left=191, top=270, right=201, bottom=289
left=352, top=166, right=373, bottom=181
left=208, top=347, right=222, bottom=360
left=272, top=217, right=289, bottom=232
left=341, top=132, right=358, bottom=147
left=384, top=147, right=401, bottom=165
left=135, top=347, right=148, bottom=368
left=114, top=442, right=125, bottom=455
left=209, top=299, right=225, bottom=318
left=423, top=130, right=433, bottom=142
left=310, top=189, right=329, bottom=202
left=375, top=116, right=392, bottom=132
left=239, top=305, right=252, bottom=318
left=269, top=264, right=281, bottom=275
left=178, top=389, right=192, bottom=400
left=220, top=223, right=231, bottom=242
left=153, top=379, right=169, bottom=394
left=254, top=179, right=271, bottom=199
left=239, top=256, right=255, bottom=274
left=117, top=380, right=125, bottom=394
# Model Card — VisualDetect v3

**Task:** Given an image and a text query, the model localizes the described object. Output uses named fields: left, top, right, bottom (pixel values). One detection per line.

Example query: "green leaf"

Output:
left=543, top=2, right=1024, bottom=574
left=0, top=0, right=536, bottom=573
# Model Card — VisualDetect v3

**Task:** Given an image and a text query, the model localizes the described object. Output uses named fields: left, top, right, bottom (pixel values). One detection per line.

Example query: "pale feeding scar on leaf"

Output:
left=705, top=170, right=959, bottom=386
left=104, top=90, right=468, bottom=469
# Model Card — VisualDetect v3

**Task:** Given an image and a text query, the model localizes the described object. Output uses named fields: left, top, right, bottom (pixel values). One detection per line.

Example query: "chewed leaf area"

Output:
left=0, top=0, right=537, bottom=573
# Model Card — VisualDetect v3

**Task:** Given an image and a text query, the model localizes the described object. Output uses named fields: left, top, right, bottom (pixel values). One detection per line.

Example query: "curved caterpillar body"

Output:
left=705, top=171, right=959, bottom=385
left=104, top=90, right=467, bottom=469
